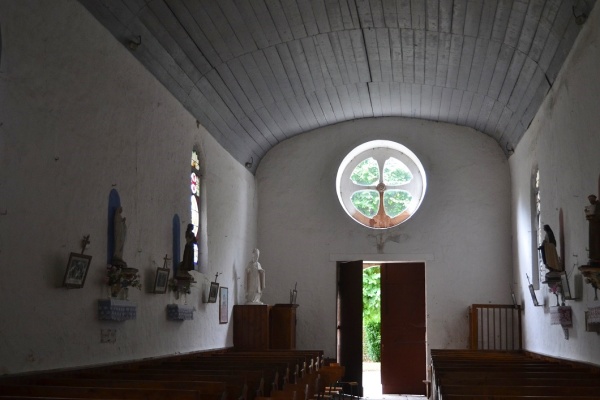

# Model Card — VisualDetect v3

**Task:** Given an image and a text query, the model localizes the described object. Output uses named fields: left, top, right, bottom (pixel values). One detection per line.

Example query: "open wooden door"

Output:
left=380, top=262, right=426, bottom=395
left=337, top=260, right=363, bottom=396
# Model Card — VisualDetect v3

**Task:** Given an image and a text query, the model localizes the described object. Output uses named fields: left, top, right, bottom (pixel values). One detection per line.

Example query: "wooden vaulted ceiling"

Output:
left=80, top=0, right=595, bottom=172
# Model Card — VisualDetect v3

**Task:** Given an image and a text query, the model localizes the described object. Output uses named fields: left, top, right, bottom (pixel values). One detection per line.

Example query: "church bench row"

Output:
left=431, top=349, right=600, bottom=400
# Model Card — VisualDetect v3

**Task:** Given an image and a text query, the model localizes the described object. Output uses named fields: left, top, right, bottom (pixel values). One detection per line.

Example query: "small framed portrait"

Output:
left=219, top=287, right=228, bottom=324
left=153, top=267, right=170, bottom=294
left=208, top=282, right=219, bottom=303
left=63, top=253, right=92, bottom=288
left=528, top=284, right=540, bottom=307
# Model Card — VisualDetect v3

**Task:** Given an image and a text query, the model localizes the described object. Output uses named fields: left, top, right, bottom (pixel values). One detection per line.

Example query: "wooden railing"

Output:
left=469, top=304, right=522, bottom=350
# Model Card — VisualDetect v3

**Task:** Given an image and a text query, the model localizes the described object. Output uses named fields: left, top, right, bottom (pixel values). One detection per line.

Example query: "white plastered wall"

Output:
left=0, top=0, right=256, bottom=374
left=510, top=4, right=600, bottom=364
left=256, top=117, right=512, bottom=359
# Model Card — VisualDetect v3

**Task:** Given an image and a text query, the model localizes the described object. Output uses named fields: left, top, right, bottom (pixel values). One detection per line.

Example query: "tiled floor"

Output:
left=362, top=362, right=425, bottom=400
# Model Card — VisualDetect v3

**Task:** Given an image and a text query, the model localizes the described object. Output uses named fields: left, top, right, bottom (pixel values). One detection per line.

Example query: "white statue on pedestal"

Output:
left=245, top=248, right=266, bottom=304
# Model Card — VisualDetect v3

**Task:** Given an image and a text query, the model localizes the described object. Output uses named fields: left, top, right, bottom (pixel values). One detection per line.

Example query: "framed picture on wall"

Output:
left=219, top=287, right=228, bottom=324
left=528, top=284, right=540, bottom=306
left=560, top=272, right=573, bottom=300
left=153, top=267, right=170, bottom=294
left=63, top=253, right=92, bottom=288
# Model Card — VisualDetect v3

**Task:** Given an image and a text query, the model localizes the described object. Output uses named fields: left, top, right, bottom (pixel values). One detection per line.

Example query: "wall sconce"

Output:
left=245, top=157, right=254, bottom=169
left=573, top=6, right=587, bottom=25
left=128, top=35, right=142, bottom=50
left=506, top=143, right=515, bottom=156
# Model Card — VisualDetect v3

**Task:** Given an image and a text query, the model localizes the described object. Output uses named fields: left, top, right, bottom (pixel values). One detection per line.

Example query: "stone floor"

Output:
left=362, top=362, right=425, bottom=400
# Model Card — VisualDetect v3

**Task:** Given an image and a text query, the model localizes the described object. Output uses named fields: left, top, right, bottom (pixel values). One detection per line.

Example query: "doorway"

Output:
left=337, top=261, right=426, bottom=397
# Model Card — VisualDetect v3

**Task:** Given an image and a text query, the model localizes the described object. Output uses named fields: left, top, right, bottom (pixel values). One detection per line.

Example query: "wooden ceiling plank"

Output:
left=358, top=82, right=374, bottom=117
left=255, top=106, right=287, bottom=140
left=348, top=83, right=365, bottom=118
left=324, top=0, right=345, bottom=31
left=294, top=93, right=321, bottom=126
left=336, top=85, right=356, bottom=119
left=297, top=0, right=320, bottom=36
left=382, top=0, right=398, bottom=27
left=140, top=2, right=204, bottom=83
left=424, top=32, right=439, bottom=86
left=528, top=7, right=552, bottom=62
left=91, top=0, right=136, bottom=35
left=448, top=89, right=464, bottom=124
left=312, top=0, right=333, bottom=32
left=344, top=0, right=361, bottom=28
left=483, top=100, right=504, bottom=134
left=215, top=64, right=255, bottom=114
left=420, top=84, right=433, bottom=119
left=466, top=92, right=484, bottom=127
left=397, top=0, right=412, bottom=29
left=390, top=82, right=402, bottom=116
left=478, top=0, right=498, bottom=40
left=271, top=101, right=303, bottom=135
left=368, top=82, right=383, bottom=117
left=238, top=116, right=274, bottom=150
left=326, top=86, right=346, bottom=121
left=503, top=0, right=528, bottom=48
left=486, top=43, right=514, bottom=100
left=466, top=37, right=489, bottom=92
left=491, top=0, right=512, bottom=42
left=232, top=0, right=270, bottom=49
left=263, top=47, right=296, bottom=99
left=338, top=31, right=360, bottom=83
left=380, top=83, right=392, bottom=115
left=476, top=39, right=501, bottom=95
left=265, top=0, right=295, bottom=42
left=430, top=85, right=443, bottom=120
left=435, top=32, right=451, bottom=86
left=411, top=0, right=426, bottom=30
left=516, top=0, right=544, bottom=54
left=275, top=43, right=306, bottom=97
left=445, top=33, right=464, bottom=88
left=199, top=0, right=246, bottom=57
left=122, top=0, right=146, bottom=15
left=506, top=56, right=537, bottom=111
left=306, top=91, right=329, bottom=125
left=497, top=49, right=526, bottom=106
left=438, top=0, right=453, bottom=33
left=474, top=95, right=495, bottom=132
left=315, top=34, right=342, bottom=86
left=456, top=36, right=475, bottom=90
left=204, top=69, right=246, bottom=119
left=284, top=96, right=312, bottom=131
left=512, top=66, right=544, bottom=124
left=544, top=16, right=579, bottom=81
left=328, top=32, right=352, bottom=85
left=228, top=58, right=265, bottom=109
left=493, top=106, right=513, bottom=139
left=401, top=28, right=415, bottom=83
left=389, top=28, right=404, bottom=82
left=351, top=30, right=371, bottom=82
left=451, top=0, right=467, bottom=35
left=252, top=50, right=285, bottom=103
left=302, top=37, right=327, bottom=89
left=520, top=71, right=550, bottom=128
left=217, top=0, right=259, bottom=52
left=315, top=89, right=338, bottom=123
left=425, top=0, right=439, bottom=32
left=246, top=111, right=280, bottom=145
left=281, top=0, right=309, bottom=39
left=464, top=0, right=483, bottom=37
left=413, top=30, right=426, bottom=84
left=438, top=86, right=454, bottom=121
left=364, top=29, right=382, bottom=82
left=400, top=82, right=412, bottom=116
left=248, top=0, right=283, bottom=46
left=370, top=0, right=386, bottom=28
left=377, top=28, right=392, bottom=82
left=457, top=90, right=473, bottom=125
left=240, top=53, right=276, bottom=106
left=287, top=40, right=317, bottom=94
left=180, top=0, right=233, bottom=62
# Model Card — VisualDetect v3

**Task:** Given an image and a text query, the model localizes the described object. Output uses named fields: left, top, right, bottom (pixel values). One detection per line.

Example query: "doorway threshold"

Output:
left=362, top=362, right=425, bottom=400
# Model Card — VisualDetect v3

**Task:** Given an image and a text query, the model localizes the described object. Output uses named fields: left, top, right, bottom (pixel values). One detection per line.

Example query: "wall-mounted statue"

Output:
left=112, top=206, right=127, bottom=267
left=539, top=224, right=560, bottom=273
left=586, top=194, right=600, bottom=265
left=245, top=248, right=266, bottom=304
